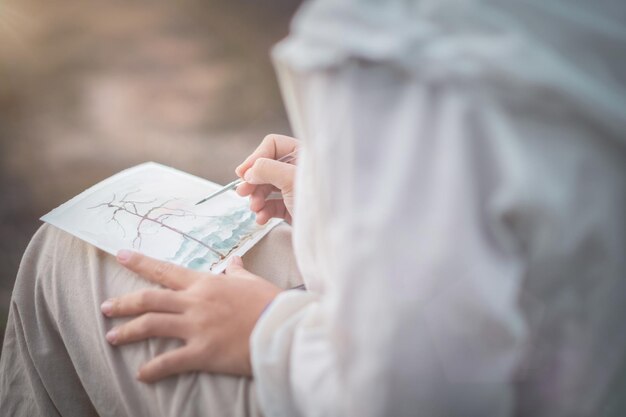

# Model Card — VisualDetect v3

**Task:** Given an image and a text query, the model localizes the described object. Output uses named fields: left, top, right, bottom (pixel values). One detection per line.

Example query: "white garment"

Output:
left=251, top=1, right=626, bottom=416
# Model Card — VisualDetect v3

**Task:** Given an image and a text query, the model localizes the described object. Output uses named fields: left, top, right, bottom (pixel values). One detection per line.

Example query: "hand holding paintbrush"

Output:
left=197, top=134, right=299, bottom=225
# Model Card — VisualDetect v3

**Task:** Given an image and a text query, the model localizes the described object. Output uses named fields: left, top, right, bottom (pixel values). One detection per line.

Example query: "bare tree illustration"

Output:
left=88, top=190, right=226, bottom=259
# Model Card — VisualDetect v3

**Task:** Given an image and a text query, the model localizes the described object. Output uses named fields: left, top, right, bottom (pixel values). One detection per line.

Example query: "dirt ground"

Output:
left=0, top=0, right=301, bottom=351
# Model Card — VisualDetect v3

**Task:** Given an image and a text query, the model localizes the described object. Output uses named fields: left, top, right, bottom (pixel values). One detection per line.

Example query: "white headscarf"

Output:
left=275, top=0, right=626, bottom=141
left=252, top=2, right=626, bottom=416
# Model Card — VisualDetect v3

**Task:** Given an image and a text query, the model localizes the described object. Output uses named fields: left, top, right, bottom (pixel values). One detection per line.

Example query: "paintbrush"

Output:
left=195, top=149, right=298, bottom=206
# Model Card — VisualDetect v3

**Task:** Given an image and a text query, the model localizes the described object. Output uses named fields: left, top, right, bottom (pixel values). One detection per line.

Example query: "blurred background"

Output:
left=0, top=0, right=302, bottom=352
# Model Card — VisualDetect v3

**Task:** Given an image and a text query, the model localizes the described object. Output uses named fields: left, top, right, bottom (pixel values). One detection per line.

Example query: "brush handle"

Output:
left=195, top=148, right=299, bottom=205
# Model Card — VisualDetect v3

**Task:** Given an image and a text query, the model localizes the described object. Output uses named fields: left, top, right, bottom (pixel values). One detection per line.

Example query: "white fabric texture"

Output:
left=250, top=1, right=626, bottom=416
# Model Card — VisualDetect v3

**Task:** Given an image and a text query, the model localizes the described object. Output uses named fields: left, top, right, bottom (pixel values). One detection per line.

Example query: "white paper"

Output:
left=41, top=162, right=282, bottom=273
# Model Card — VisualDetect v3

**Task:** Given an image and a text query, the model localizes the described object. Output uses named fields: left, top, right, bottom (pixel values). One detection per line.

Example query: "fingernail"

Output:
left=105, top=329, right=118, bottom=344
left=244, top=171, right=253, bottom=182
left=117, top=250, right=132, bottom=263
left=100, top=300, right=114, bottom=316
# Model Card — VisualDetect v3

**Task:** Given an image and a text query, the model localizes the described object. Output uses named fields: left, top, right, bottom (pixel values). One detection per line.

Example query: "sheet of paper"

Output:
left=41, top=162, right=282, bottom=273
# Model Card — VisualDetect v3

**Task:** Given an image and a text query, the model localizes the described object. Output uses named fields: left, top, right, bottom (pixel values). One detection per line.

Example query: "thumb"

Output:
left=224, top=256, right=260, bottom=280
left=243, top=158, right=295, bottom=191
left=226, top=255, right=244, bottom=272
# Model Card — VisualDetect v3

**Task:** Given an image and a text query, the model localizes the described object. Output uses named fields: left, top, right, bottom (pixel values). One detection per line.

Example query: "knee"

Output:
left=21, top=223, right=80, bottom=269
left=12, top=224, right=90, bottom=303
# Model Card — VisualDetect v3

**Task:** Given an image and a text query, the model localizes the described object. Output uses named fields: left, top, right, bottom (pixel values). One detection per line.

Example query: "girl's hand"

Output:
left=101, top=250, right=282, bottom=382
left=235, top=134, right=299, bottom=225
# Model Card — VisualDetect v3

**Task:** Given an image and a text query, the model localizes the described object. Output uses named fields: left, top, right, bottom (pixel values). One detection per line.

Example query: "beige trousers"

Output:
left=0, top=223, right=302, bottom=417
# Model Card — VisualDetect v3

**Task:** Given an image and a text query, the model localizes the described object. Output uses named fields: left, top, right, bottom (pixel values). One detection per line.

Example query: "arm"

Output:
left=250, top=62, right=527, bottom=416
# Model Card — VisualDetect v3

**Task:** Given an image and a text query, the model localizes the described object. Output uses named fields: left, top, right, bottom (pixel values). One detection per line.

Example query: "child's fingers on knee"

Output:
left=106, top=313, right=185, bottom=345
left=101, top=289, right=185, bottom=317
left=117, top=251, right=198, bottom=290
left=138, top=345, right=199, bottom=383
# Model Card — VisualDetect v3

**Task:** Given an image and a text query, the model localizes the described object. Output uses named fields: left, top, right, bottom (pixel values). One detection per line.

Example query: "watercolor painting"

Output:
left=41, top=163, right=281, bottom=273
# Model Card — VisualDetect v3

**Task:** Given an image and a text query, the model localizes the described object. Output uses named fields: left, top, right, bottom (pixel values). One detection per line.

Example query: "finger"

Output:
left=224, top=256, right=259, bottom=280
left=243, top=158, right=296, bottom=191
left=106, top=313, right=185, bottom=345
left=230, top=255, right=244, bottom=267
left=223, top=255, right=246, bottom=276
left=235, top=134, right=298, bottom=178
left=137, top=344, right=200, bottom=383
left=101, top=289, right=187, bottom=317
left=235, top=181, right=257, bottom=197
left=117, top=250, right=198, bottom=290
left=255, top=200, right=289, bottom=225
left=249, top=184, right=278, bottom=212
left=237, top=182, right=276, bottom=200
left=224, top=255, right=244, bottom=274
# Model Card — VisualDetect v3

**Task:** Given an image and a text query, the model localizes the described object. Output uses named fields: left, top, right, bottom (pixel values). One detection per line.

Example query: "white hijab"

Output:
left=251, top=2, right=626, bottom=416
left=275, top=0, right=626, bottom=141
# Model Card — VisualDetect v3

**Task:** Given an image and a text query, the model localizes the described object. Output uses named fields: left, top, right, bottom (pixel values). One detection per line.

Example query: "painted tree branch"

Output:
left=89, top=193, right=225, bottom=258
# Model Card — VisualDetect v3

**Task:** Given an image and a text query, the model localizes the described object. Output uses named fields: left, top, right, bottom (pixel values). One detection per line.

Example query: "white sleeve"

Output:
left=250, top=59, right=531, bottom=417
